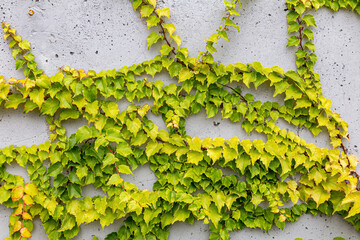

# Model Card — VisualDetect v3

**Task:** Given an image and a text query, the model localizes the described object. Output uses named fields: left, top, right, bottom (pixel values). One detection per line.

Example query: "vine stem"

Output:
left=153, top=10, right=177, bottom=56
left=218, top=82, right=247, bottom=103
left=199, top=0, right=240, bottom=62
left=296, top=17, right=304, bottom=51
left=336, top=135, right=360, bottom=179
left=107, top=145, right=126, bottom=191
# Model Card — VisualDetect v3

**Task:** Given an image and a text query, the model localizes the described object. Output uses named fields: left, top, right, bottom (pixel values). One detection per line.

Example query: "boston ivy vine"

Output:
left=0, top=0, right=360, bottom=239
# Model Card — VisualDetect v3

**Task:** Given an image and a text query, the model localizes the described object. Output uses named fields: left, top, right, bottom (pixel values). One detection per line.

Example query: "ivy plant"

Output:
left=0, top=0, right=360, bottom=239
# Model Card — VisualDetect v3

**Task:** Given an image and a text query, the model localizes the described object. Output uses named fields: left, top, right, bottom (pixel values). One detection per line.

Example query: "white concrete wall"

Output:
left=0, top=0, right=359, bottom=239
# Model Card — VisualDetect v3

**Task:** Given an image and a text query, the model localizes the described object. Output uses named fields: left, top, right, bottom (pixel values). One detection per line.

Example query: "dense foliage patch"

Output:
left=0, top=0, right=360, bottom=239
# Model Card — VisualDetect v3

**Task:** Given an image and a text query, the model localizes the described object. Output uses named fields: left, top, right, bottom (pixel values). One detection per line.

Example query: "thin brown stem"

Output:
left=218, top=83, right=247, bottom=103
left=107, top=145, right=126, bottom=191
left=153, top=11, right=177, bottom=56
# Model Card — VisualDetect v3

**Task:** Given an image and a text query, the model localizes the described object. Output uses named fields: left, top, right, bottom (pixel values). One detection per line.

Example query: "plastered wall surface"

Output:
left=0, top=0, right=359, bottom=239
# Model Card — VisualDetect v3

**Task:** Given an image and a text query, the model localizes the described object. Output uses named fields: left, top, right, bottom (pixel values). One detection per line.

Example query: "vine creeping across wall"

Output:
left=0, top=0, right=360, bottom=239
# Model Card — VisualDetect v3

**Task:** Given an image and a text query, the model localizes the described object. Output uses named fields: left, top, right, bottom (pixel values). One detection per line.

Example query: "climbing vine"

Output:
left=0, top=0, right=360, bottom=239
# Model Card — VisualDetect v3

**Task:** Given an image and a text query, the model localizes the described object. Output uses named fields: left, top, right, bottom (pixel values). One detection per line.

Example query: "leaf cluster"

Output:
left=0, top=0, right=360, bottom=239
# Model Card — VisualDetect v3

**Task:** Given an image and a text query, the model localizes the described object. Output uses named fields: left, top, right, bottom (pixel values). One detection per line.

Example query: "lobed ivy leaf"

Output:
left=11, top=186, right=24, bottom=202
left=107, top=174, right=123, bottom=186
left=156, top=8, right=170, bottom=19
left=147, top=32, right=163, bottom=50
left=287, top=36, right=300, bottom=48
left=140, top=5, right=154, bottom=18
left=0, top=187, right=11, bottom=204
left=187, top=151, right=204, bottom=165
left=303, top=14, right=317, bottom=27
left=163, top=23, right=176, bottom=37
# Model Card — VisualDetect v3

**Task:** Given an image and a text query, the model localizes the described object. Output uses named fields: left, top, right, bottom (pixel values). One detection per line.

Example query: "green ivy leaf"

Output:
left=100, top=208, right=118, bottom=228
left=160, top=44, right=173, bottom=56
left=0, top=187, right=11, bottom=204
left=67, top=184, right=82, bottom=199
left=56, top=90, right=73, bottom=109
left=179, top=67, right=194, bottom=82
left=171, top=35, right=182, bottom=48
left=59, top=214, right=76, bottom=232
left=273, top=81, right=290, bottom=97
left=187, top=151, right=204, bottom=165
left=18, top=40, right=31, bottom=50
left=311, top=185, right=331, bottom=207
left=146, top=15, right=160, bottom=29
left=156, top=8, right=170, bottom=19
left=117, top=165, right=132, bottom=175
left=287, top=36, right=300, bottom=48
left=4, top=94, right=26, bottom=109
left=116, top=142, right=133, bottom=157
left=146, top=140, right=162, bottom=157
left=163, top=23, right=176, bottom=36
left=286, top=11, right=299, bottom=23
left=75, top=126, right=92, bottom=143
left=107, top=174, right=123, bottom=186
left=147, top=32, right=163, bottom=49
left=204, top=203, right=222, bottom=228
left=206, top=103, right=218, bottom=118
left=29, top=88, right=45, bottom=107
left=140, top=5, right=154, bottom=18
left=48, top=162, right=63, bottom=177
left=102, top=102, right=119, bottom=119
left=15, top=58, right=25, bottom=70
left=24, top=183, right=38, bottom=197
left=304, top=41, right=315, bottom=52
left=126, top=118, right=142, bottom=137
left=218, top=30, right=229, bottom=41
left=303, top=28, right=314, bottom=40
left=243, top=72, right=257, bottom=88
left=303, top=14, right=317, bottom=27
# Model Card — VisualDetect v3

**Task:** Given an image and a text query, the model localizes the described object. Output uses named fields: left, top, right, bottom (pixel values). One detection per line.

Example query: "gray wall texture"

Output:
left=0, top=0, right=360, bottom=239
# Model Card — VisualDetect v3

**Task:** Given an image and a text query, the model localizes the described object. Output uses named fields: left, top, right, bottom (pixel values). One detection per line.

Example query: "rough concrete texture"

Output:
left=0, top=0, right=359, bottom=239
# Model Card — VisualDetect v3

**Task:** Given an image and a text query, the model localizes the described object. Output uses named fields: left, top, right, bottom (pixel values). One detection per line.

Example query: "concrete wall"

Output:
left=0, top=0, right=360, bottom=239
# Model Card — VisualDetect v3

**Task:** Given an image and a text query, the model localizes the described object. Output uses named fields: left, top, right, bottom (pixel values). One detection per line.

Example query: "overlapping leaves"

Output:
left=0, top=0, right=360, bottom=239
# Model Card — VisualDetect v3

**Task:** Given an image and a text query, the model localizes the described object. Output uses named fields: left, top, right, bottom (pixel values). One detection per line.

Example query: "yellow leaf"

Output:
left=260, top=152, right=274, bottom=170
left=226, top=136, right=240, bottom=151
left=11, top=186, right=24, bottom=202
left=22, top=212, right=32, bottom=220
left=311, top=185, right=330, bottom=207
left=188, top=136, right=202, bottom=152
left=201, top=137, right=213, bottom=149
left=163, top=23, right=176, bottom=36
left=137, top=104, right=151, bottom=118
left=171, top=35, right=181, bottom=48
left=342, top=192, right=360, bottom=218
left=23, top=194, right=34, bottom=205
left=187, top=151, right=204, bottom=165
left=178, top=67, right=194, bottom=82
left=348, top=155, right=359, bottom=170
left=13, top=221, right=21, bottom=232
left=240, top=139, right=252, bottom=154
left=212, top=137, right=225, bottom=147
left=148, top=0, right=157, bottom=8
left=14, top=204, right=23, bottom=215
left=223, top=146, right=237, bottom=164
left=20, top=227, right=32, bottom=238
left=156, top=8, right=170, bottom=19
left=207, top=147, right=223, bottom=163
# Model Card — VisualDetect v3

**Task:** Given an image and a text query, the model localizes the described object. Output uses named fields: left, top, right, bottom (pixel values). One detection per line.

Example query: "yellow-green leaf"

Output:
left=156, top=8, right=170, bottom=19
left=11, top=186, right=24, bottom=202
left=24, top=183, right=38, bottom=197
left=187, top=151, right=204, bottom=165
left=20, top=227, right=32, bottom=238
left=311, top=185, right=331, bottom=207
